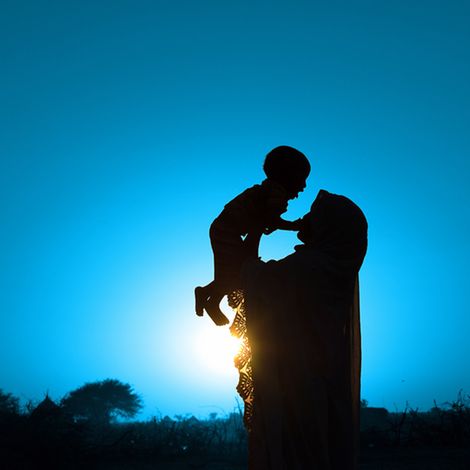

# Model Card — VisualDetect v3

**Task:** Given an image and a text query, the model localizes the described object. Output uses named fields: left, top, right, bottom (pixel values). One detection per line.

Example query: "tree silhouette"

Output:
left=0, top=389, right=20, bottom=416
left=61, top=379, right=143, bottom=425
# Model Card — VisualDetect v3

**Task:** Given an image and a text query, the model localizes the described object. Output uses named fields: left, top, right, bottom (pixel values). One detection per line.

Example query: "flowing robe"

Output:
left=240, top=246, right=362, bottom=470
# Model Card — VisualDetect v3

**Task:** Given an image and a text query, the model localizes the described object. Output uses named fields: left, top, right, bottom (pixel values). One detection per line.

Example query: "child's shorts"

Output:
left=209, top=218, right=250, bottom=292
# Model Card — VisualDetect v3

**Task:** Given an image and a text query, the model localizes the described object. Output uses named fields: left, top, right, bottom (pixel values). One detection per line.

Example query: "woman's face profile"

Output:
left=296, top=194, right=324, bottom=244
left=297, top=211, right=315, bottom=243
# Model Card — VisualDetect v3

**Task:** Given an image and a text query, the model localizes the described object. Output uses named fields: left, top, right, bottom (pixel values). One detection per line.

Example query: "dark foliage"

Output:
left=0, top=389, right=20, bottom=416
left=1, top=385, right=469, bottom=469
left=360, top=390, right=470, bottom=449
left=60, top=379, right=143, bottom=426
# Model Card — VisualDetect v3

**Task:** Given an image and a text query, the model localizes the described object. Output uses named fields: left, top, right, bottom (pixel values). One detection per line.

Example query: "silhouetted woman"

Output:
left=233, top=190, right=367, bottom=470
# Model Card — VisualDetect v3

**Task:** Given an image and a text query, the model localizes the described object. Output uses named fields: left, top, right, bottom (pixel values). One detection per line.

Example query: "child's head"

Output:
left=263, top=146, right=311, bottom=198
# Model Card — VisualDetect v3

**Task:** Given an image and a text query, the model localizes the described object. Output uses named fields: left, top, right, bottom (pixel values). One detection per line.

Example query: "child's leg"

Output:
left=194, top=282, right=214, bottom=316
left=205, top=289, right=230, bottom=326
left=200, top=220, right=237, bottom=325
left=195, top=282, right=230, bottom=325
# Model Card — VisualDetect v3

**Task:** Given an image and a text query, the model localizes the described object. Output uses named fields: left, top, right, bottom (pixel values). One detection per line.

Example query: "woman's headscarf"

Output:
left=297, top=189, right=368, bottom=272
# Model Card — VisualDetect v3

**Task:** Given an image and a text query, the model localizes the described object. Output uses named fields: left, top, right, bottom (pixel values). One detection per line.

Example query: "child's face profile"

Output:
left=286, top=177, right=307, bottom=200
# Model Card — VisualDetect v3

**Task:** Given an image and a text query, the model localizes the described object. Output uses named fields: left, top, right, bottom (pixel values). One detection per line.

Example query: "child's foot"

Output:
left=194, top=287, right=207, bottom=316
left=205, top=297, right=230, bottom=326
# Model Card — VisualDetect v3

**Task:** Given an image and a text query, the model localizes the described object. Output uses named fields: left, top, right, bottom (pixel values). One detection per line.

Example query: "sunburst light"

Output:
left=194, top=324, right=242, bottom=375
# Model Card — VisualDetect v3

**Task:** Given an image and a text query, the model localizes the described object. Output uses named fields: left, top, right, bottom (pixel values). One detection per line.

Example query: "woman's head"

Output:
left=263, top=146, right=311, bottom=198
left=298, top=190, right=368, bottom=268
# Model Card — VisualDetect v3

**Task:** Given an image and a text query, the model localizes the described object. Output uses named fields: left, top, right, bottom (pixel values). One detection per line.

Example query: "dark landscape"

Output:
left=1, top=383, right=469, bottom=469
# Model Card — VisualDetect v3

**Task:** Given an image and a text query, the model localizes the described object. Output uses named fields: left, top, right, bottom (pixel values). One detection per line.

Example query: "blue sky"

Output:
left=1, top=0, right=469, bottom=418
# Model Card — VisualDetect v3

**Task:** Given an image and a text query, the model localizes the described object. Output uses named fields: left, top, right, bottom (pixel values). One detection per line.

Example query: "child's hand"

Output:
left=290, top=218, right=303, bottom=231
left=267, top=217, right=302, bottom=232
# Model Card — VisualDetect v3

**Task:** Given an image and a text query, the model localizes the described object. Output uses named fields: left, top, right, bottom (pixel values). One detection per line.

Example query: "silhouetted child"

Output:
left=195, top=146, right=311, bottom=325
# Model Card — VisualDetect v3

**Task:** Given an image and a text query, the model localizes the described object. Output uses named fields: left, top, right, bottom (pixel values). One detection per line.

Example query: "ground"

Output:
left=2, top=448, right=469, bottom=469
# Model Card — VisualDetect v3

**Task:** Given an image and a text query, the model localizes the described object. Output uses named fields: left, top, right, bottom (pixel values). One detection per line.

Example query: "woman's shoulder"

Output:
left=241, top=247, right=326, bottom=287
left=277, top=246, right=326, bottom=268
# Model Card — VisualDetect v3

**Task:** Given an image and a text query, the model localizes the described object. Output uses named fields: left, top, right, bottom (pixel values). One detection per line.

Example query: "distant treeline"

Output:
left=0, top=381, right=469, bottom=468
left=359, top=391, right=470, bottom=449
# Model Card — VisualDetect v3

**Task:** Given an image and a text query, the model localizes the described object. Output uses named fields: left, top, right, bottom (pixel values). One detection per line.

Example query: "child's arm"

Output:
left=264, top=217, right=302, bottom=234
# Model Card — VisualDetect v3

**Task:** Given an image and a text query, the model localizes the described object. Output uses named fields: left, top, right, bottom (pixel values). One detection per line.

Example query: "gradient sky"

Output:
left=1, top=0, right=469, bottom=419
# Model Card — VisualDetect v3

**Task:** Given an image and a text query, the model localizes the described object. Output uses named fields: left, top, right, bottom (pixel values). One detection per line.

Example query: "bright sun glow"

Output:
left=194, top=325, right=242, bottom=376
